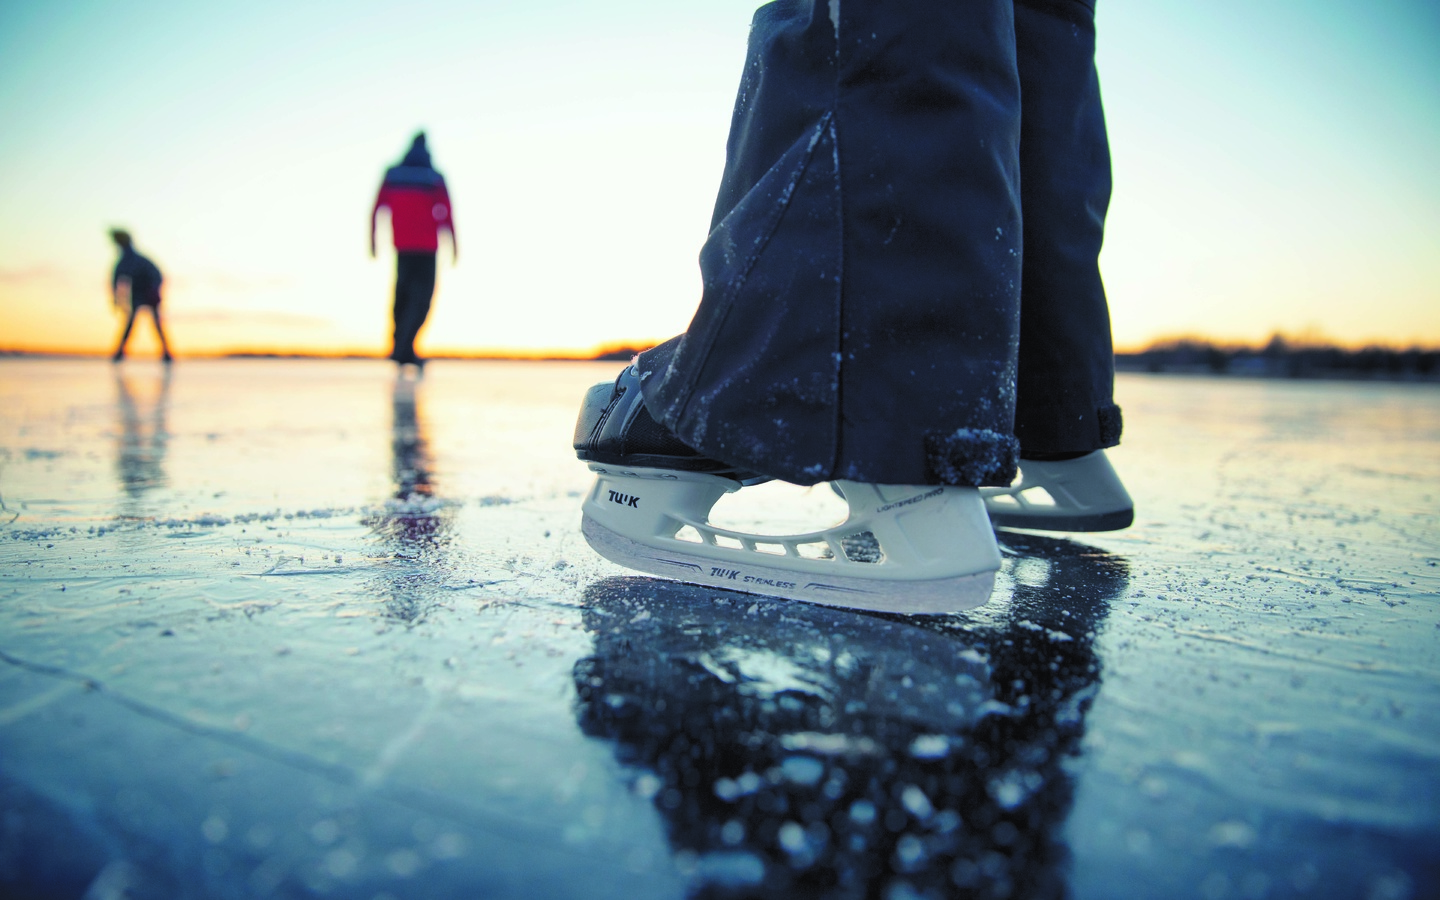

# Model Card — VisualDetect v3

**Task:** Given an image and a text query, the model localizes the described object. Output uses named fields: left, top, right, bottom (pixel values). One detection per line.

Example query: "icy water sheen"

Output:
left=0, top=358, right=1436, bottom=900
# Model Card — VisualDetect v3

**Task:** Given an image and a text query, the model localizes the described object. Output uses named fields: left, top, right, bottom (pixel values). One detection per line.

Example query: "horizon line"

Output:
left=0, top=347, right=650, bottom=363
left=6, top=332, right=1440, bottom=362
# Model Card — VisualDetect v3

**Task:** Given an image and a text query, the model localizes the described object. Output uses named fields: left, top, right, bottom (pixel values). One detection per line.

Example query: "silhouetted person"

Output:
left=370, top=132, right=457, bottom=368
left=109, top=229, right=172, bottom=363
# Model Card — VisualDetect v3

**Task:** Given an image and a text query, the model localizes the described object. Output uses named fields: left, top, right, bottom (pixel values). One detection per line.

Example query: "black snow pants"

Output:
left=392, top=251, right=436, bottom=364
left=636, top=0, right=1121, bottom=488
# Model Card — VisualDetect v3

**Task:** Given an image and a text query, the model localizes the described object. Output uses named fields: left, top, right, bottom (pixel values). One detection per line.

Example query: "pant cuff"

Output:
left=1097, top=403, right=1123, bottom=447
left=923, top=429, right=1021, bottom=487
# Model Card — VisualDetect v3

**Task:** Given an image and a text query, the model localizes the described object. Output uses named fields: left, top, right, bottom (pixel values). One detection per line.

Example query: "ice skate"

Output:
left=982, top=450, right=1133, bottom=532
left=574, top=366, right=1001, bottom=615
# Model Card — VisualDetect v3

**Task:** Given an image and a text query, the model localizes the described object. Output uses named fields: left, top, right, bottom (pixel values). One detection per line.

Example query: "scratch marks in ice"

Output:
left=256, top=556, right=359, bottom=577
left=360, top=688, right=444, bottom=790
left=1015, top=619, right=1075, bottom=643
left=0, top=679, right=81, bottom=727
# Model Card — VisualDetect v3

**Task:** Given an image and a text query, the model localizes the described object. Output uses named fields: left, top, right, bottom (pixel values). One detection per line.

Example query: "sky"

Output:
left=1, top=0, right=1437, bottom=357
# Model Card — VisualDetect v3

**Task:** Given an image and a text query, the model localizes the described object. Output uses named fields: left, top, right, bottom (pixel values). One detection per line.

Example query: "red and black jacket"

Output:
left=371, top=141, right=456, bottom=255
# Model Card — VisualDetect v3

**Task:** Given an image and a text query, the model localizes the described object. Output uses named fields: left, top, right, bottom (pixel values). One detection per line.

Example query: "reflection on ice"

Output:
left=113, top=367, right=171, bottom=502
left=363, top=376, right=454, bottom=623
left=575, top=534, right=1128, bottom=898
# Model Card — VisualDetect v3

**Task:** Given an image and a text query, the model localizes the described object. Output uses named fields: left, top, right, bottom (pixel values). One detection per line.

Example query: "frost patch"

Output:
left=975, top=699, right=1015, bottom=719
left=908, top=734, right=951, bottom=760
left=988, top=769, right=1043, bottom=810
left=6, top=527, right=68, bottom=541
left=1209, top=820, right=1258, bottom=849
left=956, top=648, right=989, bottom=666
left=383, top=495, right=443, bottom=515
left=233, top=511, right=283, bottom=524
left=901, top=784, right=934, bottom=820
left=156, top=515, right=230, bottom=529
left=1056, top=683, right=1099, bottom=726
left=923, top=428, right=1019, bottom=487
left=779, top=755, right=825, bottom=786
left=781, top=731, right=879, bottom=757
left=714, top=772, right=764, bottom=801
left=293, top=508, right=344, bottom=519
left=693, top=851, right=765, bottom=889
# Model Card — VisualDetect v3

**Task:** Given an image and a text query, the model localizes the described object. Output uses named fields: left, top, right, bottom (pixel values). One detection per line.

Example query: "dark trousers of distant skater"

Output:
left=392, top=252, right=436, bottom=365
left=636, top=0, right=1120, bottom=487
left=111, top=237, right=173, bottom=363
left=371, top=133, right=457, bottom=366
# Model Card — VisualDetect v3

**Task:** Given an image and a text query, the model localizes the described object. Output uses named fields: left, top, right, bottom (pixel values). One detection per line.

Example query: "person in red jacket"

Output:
left=370, top=132, right=457, bottom=367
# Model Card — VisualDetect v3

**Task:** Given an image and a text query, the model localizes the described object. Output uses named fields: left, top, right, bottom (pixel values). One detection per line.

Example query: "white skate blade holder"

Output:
left=982, top=450, right=1133, bottom=532
left=581, top=465, right=1001, bottom=615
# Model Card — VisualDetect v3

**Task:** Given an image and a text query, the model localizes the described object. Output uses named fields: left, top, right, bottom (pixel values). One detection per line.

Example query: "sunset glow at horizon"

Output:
left=2, top=0, right=1437, bottom=359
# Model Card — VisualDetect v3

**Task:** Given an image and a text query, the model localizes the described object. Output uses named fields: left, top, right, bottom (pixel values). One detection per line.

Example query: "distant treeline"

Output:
left=0, top=347, right=654, bottom=362
left=588, top=345, right=652, bottom=362
left=1117, top=336, right=1440, bottom=382
left=7, top=339, right=1437, bottom=381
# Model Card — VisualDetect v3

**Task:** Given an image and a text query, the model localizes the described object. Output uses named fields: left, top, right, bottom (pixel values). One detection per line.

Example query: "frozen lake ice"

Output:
left=1, top=358, right=1437, bottom=899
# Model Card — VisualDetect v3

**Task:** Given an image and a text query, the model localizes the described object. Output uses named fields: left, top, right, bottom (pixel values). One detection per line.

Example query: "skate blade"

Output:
left=987, top=506, right=1134, bottom=533
left=982, top=450, right=1134, bottom=533
left=581, top=515, right=996, bottom=616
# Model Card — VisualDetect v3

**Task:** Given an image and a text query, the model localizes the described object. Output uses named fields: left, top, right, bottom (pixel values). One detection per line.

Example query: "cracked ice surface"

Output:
left=0, top=358, right=1437, bottom=899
